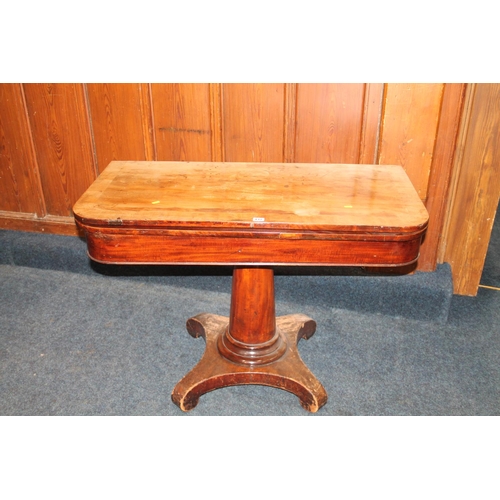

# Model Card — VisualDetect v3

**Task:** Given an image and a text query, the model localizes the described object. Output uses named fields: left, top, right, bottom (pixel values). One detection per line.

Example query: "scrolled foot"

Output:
left=171, top=391, right=200, bottom=412
left=186, top=313, right=228, bottom=339
left=276, top=314, right=317, bottom=341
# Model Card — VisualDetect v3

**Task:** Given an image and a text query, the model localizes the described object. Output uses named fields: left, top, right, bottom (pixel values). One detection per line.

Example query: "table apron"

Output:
left=82, top=227, right=424, bottom=267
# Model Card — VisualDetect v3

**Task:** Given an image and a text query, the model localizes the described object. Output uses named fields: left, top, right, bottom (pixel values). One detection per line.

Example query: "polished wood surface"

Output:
left=73, top=161, right=428, bottom=267
left=228, top=268, right=276, bottom=346
left=74, top=160, right=428, bottom=412
left=74, top=161, right=428, bottom=232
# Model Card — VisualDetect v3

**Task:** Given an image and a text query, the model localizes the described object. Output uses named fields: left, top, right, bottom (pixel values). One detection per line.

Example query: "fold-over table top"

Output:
left=73, top=161, right=428, bottom=235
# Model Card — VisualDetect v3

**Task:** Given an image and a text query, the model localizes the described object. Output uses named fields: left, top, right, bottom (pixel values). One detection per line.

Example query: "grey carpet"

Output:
left=0, top=218, right=499, bottom=415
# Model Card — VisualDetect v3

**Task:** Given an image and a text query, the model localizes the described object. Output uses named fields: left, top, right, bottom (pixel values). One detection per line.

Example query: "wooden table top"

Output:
left=73, top=161, right=428, bottom=235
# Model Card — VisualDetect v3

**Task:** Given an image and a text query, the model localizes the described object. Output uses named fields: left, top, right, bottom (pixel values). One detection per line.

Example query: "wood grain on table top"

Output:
left=73, top=161, right=429, bottom=233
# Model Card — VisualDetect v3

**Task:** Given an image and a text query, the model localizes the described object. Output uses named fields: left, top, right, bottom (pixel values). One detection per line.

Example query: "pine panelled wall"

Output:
left=4, top=82, right=497, bottom=295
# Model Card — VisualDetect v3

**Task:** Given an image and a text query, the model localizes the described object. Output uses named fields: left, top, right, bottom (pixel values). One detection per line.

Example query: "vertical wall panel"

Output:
left=378, top=83, right=444, bottom=199
left=222, top=83, right=285, bottom=162
left=23, top=83, right=96, bottom=216
left=151, top=84, right=212, bottom=161
left=294, top=84, right=365, bottom=164
left=86, top=83, right=155, bottom=172
left=0, top=84, right=45, bottom=215
left=418, top=83, right=466, bottom=271
left=209, top=84, right=223, bottom=162
left=441, top=84, right=500, bottom=295
left=359, top=83, right=384, bottom=164
left=283, top=83, right=298, bottom=163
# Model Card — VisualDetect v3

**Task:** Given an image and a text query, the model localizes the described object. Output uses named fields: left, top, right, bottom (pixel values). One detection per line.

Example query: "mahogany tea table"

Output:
left=73, top=161, right=428, bottom=413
